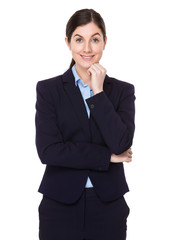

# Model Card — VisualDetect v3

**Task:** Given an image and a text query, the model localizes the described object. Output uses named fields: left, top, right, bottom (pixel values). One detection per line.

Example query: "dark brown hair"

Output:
left=66, top=9, right=106, bottom=68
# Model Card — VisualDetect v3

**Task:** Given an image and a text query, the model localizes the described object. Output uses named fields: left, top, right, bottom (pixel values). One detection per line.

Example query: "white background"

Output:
left=0, top=0, right=172, bottom=239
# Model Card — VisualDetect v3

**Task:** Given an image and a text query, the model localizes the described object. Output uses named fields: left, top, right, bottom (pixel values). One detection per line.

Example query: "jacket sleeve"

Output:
left=35, top=81, right=111, bottom=171
left=86, top=84, right=135, bottom=155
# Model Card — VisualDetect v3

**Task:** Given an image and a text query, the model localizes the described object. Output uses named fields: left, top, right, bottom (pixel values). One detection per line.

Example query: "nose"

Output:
left=83, top=41, right=92, bottom=53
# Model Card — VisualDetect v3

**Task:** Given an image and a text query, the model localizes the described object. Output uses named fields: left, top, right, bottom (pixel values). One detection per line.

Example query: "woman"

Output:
left=35, top=8, right=135, bottom=240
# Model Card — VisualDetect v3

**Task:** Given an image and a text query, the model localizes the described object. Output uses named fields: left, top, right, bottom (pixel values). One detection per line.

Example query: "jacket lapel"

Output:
left=62, top=68, right=112, bottom=140
left=62, top=69, right=91, bottom=140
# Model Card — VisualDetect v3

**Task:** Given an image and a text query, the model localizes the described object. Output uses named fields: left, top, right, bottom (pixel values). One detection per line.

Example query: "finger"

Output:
left=127, top=152, right=132, bottom=158
left=90, top=64, right=101, bottom=74
left=92, top=63, right=106, bottom=74
left=91, top=63, right=106, bottom=74
left=93, top=63, right=106, bottom=73
left=128, top=149, right=133, bottom=155
left=87, top=67, right=96, bottom=75
left=92, top=63, right=102, bottom=70
left=126, top=157, right=132, bottom=162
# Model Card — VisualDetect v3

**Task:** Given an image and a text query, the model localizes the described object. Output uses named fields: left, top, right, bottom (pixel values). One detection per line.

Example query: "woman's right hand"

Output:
left=110, top=148, right=133, bottom=163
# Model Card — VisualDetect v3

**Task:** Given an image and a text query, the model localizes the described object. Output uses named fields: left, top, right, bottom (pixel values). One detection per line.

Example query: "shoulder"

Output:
left=36, top=68, right=74, bottom=90
left=106, top=74, right=134, bottom=89
left=35, top=72, right=67, bottom=100
left=36, top=74, right=62, bottom=89
left=36, top=75, right=64, bottom=106
left=105, top=75, right=135, bottom=94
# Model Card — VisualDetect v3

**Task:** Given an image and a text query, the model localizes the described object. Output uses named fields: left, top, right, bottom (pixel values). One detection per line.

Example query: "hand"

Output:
left=87, top=63, right=106, bottom=95
left=110, top=148, right=133, bottom=163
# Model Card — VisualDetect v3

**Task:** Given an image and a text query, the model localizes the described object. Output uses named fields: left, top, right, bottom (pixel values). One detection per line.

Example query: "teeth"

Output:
left=82, top=55, right=93, bottom=59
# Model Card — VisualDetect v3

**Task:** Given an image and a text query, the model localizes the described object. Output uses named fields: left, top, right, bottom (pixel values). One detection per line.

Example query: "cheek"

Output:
left=94, top=48, right=103, bottom=62
left=94, top=53, right=103, bottom=62
left=93, top=44, right=104, bottom=54
left=71, top=44, right=83, bottom=54
left=94, top=46, right=104, bottom=56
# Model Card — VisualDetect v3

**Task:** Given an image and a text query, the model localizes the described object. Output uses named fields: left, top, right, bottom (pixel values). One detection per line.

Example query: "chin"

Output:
left=76, top=57, right=101, bottom=70
left=82, top=60, right=100, bottom=68
left=78, top=62, right=92, bottom=69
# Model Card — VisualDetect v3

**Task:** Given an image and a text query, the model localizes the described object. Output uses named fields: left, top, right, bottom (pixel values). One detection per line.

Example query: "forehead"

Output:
left=72, top=22, right=103, bottom=37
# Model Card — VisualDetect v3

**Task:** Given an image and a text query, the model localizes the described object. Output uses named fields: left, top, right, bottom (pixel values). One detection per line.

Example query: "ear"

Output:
left=65, top=37, right=71, bottom=50
left=103, top=36, right=107, bottom=50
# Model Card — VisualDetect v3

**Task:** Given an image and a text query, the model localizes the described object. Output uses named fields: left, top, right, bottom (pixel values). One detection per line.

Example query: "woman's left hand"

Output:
left=110, top=148, right=133, bottom=163
left=87, top=63, right=107, bottom=95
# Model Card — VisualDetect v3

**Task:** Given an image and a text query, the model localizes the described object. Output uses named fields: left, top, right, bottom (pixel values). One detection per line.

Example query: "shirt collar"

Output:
left=71, top=64, right=81, bottom=87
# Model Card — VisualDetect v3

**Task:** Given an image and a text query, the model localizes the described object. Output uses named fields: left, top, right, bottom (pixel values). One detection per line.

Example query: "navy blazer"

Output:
left=35, top=68, right=135, bottom=204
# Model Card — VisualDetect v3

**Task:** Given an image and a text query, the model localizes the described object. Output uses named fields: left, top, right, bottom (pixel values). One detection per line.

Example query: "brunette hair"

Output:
left=66, top=9, right=106, bottom=68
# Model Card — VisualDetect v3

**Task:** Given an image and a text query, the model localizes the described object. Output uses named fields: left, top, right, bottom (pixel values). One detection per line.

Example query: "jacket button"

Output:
left=98, top=167, right=102, bottom=171
left=90, top=104, right=95, bottom=109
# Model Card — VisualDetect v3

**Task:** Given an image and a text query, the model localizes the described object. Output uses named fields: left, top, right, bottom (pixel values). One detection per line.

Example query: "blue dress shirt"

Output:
left=72, top=65, right=94, bottom=188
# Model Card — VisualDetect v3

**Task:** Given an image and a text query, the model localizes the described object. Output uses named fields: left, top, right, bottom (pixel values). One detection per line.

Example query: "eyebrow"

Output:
left=73, top=33, right=101, bottom=38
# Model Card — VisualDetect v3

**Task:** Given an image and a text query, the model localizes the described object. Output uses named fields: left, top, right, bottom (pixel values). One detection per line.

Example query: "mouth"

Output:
left=80, top=55, right=95, bottom=61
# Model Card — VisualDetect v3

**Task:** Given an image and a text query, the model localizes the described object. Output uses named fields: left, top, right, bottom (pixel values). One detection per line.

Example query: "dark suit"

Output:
left=36, top=68, right=135, bottom=239
left=35, top=68, right=135, bottom=205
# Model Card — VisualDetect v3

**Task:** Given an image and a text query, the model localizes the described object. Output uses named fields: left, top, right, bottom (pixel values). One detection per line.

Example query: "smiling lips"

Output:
left=81, top=55, right=95, bottom=61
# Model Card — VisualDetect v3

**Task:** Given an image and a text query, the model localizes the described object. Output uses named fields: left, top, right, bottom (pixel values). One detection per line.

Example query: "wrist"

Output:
left=93, top=89, right=103, bottom=95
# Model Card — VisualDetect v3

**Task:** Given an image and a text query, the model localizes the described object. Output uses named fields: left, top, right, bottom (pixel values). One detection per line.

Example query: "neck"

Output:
left=75, top=64, right=91, bottom=85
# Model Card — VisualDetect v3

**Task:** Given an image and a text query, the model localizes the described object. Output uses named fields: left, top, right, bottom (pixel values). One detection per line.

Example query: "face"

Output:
left=65, top=22, right=107, bottom=70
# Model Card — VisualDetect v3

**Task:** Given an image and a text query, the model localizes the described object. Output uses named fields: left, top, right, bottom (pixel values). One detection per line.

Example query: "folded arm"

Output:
left=86, top=84, right=135, bottom=155
left=35, top=81, right=111, bottom=171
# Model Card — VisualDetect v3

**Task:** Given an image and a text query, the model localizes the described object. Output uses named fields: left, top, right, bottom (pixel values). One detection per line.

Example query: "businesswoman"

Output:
left=35, top=8, right=135, bottom=240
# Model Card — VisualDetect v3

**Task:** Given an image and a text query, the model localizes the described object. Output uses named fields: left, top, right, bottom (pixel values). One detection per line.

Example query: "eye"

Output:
left=76, top=38, right=83, bottom=43
left=92, top=38, right=99, bottom=43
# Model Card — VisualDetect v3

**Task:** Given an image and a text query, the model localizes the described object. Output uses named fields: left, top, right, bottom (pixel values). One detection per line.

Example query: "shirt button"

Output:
left=90, top=104, right=95, bottom=109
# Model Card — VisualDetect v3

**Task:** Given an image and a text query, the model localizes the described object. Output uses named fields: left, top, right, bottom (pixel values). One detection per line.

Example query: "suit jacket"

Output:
left=35, top=68, right=135, bottom=204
